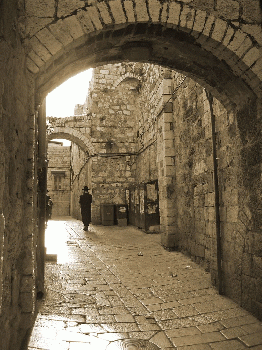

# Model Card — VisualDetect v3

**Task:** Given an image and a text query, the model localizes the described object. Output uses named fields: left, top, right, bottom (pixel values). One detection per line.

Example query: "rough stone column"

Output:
left=157, top=76, right=178, bottom=249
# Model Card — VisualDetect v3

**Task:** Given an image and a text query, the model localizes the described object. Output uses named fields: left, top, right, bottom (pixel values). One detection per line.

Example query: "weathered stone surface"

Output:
left=28, top=219, right=262, bottom=349
left=29, top=36, right=53, bottom=62
left=242, top=47, right=260, bottom=67
left=57, top=0, right=83, bottom=18
left=179, top=5, right=195, bottom=32
left=0, top=4, right=37, bottom=350
left=86, top=6, right=103, bottom=30
left=123, top=0, right=136, bottom=22
left=216, top=0, right=240, bottom=20
left=25, top=0, right=55, bottom=17
left=148, top=0, right=161, bottom=22
left=63, top=16, right=85, bottom=39
left=36, top=28, right=63, bottom=55
left=76, top=9, right=95, bottom=33
left=134, top=0, right=149, bottom=22
left=110, top=0, right=126, bottom=24
left=97, top=2, right=112, bottom=25
left=167, top=2, right=181, bottom=27
left=49, top=19, right=75, bottom=46
left=211, top=18, right=228, bottom=42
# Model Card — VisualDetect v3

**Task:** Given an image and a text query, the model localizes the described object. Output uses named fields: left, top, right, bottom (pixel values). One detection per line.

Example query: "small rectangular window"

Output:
left=51, top=171, right=65, bottom=190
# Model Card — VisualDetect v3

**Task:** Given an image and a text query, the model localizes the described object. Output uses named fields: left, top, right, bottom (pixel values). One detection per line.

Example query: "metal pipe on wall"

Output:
left=36, top=98, right=47, bottom=297
left=205, top=90, right=223, bottom=295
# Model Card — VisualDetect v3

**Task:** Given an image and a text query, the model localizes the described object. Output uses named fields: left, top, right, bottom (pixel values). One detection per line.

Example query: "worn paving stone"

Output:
left=171, top=331, right=226, bottom=347
left=114, top=314, right=135, bottom=322
left=220, top=325, right=247, bottom=339
left=239, top=332, right=262, bottom=347
left=165, top=326, right=202, bottom=338
left=28, top=218, right=262, bottom=349
left=196, top=322, right=225, bottom=333
left=152, top=309, right=178, bottom=321
left=176, top=345, right=212, bottom=350
left=209, top=339, right=248, bottom=349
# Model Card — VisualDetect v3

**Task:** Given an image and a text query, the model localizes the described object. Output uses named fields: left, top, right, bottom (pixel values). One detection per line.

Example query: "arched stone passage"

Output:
left=48, top=126, right=95, bottom=156
left=25, top=1, right=262, bottom=110
left=2, top=2, right=262, bottom=349
left=47, top=124, right=95, bottom=220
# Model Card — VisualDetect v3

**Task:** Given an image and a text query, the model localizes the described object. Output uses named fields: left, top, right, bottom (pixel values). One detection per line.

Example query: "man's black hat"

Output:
left=83, top=186, right=89, bottom=191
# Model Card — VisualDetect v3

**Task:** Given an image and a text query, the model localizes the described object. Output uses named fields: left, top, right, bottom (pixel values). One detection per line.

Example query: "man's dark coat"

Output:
left=79, top=192, right=92, bottom=226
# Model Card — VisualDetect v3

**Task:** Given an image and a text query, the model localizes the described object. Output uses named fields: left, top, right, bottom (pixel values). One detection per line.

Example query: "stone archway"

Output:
left=47, top=122, right=95, bottom=219
left=30, top=4, right=261, bottom=316
left=25, top=1, right=262, bottom=111
left=48, top=125, right=95, bottom=155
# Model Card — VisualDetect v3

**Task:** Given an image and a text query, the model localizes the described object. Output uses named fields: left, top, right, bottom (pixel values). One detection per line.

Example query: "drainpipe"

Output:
left=205, top=90, right=223, bottom=295
left=0, top=210, right=5, bottom=307
left=36, top=98, right=47, bottom=297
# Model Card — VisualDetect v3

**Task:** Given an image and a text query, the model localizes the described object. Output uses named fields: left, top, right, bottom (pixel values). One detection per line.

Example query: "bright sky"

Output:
left=47, top=69, right=93, bottom=146
left=46, top=69, right=93, bottom=118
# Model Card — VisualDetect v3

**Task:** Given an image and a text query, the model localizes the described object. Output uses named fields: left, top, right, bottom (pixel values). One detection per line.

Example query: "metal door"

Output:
left=128, top=184, right=146, bottom=229
left=145, top=180, right=160, bottom=231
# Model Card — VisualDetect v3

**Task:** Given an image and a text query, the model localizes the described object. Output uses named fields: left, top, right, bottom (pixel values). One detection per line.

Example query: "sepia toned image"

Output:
left=0, top=1, right=262, bottom=349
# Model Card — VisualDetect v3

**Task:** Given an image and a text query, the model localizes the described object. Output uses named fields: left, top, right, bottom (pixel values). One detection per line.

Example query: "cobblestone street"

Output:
left=28, top=218, right=262, bottom=350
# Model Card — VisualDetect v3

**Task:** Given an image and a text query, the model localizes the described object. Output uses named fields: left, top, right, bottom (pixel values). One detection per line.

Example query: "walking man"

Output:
left=79, top=186, right=92, bottom=231
left=45, top=191, right=53, bottom=224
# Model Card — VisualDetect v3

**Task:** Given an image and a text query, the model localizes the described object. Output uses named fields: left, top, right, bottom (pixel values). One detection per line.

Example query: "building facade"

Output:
left=47, top=141, right=71, bottom=217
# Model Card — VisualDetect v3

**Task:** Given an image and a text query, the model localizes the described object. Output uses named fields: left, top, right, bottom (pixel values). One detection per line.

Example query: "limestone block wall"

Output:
left=134, top=64, right=164, bottom=184
left=47, top=143, right=71, bottom=216
left=0, top=1, right=38, bottom=349
left=212, top=97, right=262, bottom=318
left=169, top=75, right=262, bottom=319
left=85, top=64, right=140, bottom=223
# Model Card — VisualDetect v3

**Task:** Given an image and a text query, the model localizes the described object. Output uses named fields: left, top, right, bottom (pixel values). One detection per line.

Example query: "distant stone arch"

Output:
left=48, top=126, right=95, bottom=156
left=113, top=73, right=143, bottom=89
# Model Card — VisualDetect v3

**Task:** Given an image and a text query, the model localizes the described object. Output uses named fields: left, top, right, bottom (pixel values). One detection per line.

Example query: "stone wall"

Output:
left=0, top=1, right=38, bottom=349
left=89, top=64, right=139, bottom=223
left=167, top=74, right=262, bottom=319
left=134, top=64, right=164, bottom=184
left=47, top=142, right=71, bottom=216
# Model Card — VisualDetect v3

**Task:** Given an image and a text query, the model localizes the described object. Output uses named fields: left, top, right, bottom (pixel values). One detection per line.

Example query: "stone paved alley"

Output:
left=28, top=218, right=262, bottom=350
